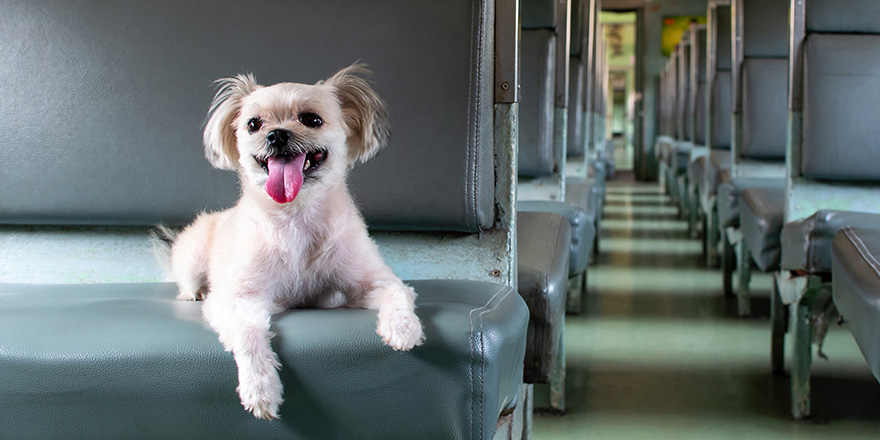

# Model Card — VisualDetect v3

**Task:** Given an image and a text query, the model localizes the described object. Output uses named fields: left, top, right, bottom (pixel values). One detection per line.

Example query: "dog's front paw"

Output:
left=377, top=309, right=425, bottom=351
left=237, top=370, right=283, bottom=420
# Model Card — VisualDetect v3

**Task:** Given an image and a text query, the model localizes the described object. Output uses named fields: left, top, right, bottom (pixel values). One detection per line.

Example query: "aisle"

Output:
left=532, top=179, right=879, bottom=439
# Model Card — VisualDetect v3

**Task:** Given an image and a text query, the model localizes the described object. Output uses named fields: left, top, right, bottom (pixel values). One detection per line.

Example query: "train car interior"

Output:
left=1, top=0, right=879, bottom=438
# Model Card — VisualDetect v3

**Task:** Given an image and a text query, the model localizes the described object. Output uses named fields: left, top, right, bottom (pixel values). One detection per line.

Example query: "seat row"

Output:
left=0, top=0, right=613, bottom=438
left=656, top=0, right=880, bottom=422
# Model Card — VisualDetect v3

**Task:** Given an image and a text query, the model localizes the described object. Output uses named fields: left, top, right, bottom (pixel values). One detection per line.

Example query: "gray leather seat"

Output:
left=566, top=177, right=603, bottom=252
left=832, top=226, right=880, bottom=383
left=689, top=156, right=706, bottom=194
left=519, top=28, right=557, bottom=178
left=717, top=177, right=785, bottom=228
left=739, top=186, right=786, bottom=272
left=703, top=149, right=731, bottom=200
left=519, top=201, right=594, bottom=275
left=782, top=211, right=880, bottom=273
left=0, top=281, right=527, bottom=440
left=517, top=212, right=571, bottom=383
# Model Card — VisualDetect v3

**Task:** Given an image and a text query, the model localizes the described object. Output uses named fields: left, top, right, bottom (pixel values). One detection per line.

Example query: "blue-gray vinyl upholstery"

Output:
left=701, top=11, right=732, bottom=201
left=702, top=149, right=731, bottom=203
left=782, top=211, right=880, bottom=273
left=832, top=226, right=880, bottom=383
left=740, top=187, right=786, bottom=272
left=711, top=71, right=732, bottom=150
left=0, top=0, right=495, bottom=233
left=517, top=212, right=571, bottom=383
left=742, top=0, right=790, bottom=58
left=740, top=58, right=788, bottom=160
left=519, top=200, right=595, bottom=276
left=567, top=177, right=602, bottom=228
left=801, top=34, right=880, bottom=181
left=806, top=0, right=880, bottom=34
left=694, top=28, right=708, bottom=145
left=568, top=58, right=586, bottom=157
left=0, top=1, right=531, bottom=439
left=717, top=177, right=785, bottom=228
left=0, top=280, right=527, bottom=440
left=519, top=29, right=557, bottom=177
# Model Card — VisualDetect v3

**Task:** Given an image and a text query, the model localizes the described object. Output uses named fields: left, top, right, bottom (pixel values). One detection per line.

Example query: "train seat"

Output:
left=739, top=187, right=786, bottom=273
left=831, top=226, right=880, bottom=384
left=0, top=0, right=533, bottom=438
left=517, top=0, right=585, bottom=412
left=772, top=0, right=880, bottom=420
left=721, top=0, right=790, bottom=316
left=517, top=212, right=572, bottom=385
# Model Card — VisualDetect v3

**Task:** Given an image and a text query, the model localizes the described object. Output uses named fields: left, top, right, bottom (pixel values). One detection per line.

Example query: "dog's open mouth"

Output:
left=254, top=150, right=327, bottom=204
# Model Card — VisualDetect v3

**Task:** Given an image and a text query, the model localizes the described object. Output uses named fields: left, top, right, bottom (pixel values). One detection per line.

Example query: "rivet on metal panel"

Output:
left=501, top=82, right=510, bottom=91
left=490, top=269, right=502, bottom=277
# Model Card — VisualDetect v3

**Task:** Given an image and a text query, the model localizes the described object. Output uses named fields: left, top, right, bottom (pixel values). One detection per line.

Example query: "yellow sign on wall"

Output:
left=661, top=16, right=707, bottom=57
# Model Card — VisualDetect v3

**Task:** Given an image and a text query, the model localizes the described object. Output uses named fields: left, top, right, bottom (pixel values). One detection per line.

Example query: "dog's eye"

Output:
left=299, top=113, right=323, bottom=129
left=247, top=118, right=263, bottom=134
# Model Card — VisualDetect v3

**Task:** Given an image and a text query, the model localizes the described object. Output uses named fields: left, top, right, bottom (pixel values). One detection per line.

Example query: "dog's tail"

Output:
left=150, top=224, right=178, bottom=274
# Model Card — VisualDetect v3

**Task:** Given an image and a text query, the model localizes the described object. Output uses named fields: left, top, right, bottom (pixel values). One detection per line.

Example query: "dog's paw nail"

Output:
left=238, top=373, right=283, bottom=420
left=377, top=311, right=424, bottom=351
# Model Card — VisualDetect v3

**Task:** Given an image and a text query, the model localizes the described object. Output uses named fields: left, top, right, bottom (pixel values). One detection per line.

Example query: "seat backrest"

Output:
left=690, top=25, right=708, bottom=145
left=786, top=0, right=880, bottom=221
left=731, top=0, right=790, bottom=174
left=707, top=1, right=732, bottom=150
left=519, top=29, right=558, bottom=177
left=0, top=0, right=520, bottom=285
left=519, top=0, right=571, bottom=201
left=567, top=0, right=589, bottom=158
left=676, top=35, right=692, bottom=142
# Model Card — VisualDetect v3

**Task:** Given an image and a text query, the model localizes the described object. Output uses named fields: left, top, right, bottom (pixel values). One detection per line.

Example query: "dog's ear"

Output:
left=324, top=64, right=391, bottom=163
left=203, top=74, right=259, bottom=169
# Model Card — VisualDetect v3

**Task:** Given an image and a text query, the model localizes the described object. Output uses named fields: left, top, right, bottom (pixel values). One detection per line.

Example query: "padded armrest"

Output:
left=832, top=226, right=880, bottom=383
left=782, top=211, right=880, bottom=273
left=739, top=187, right=786, bottom=272
left=517, top=212, right=571, bottom=383
left=519, top=200, right=595, bottom=275
left=0, top=280, right=528, bottom=440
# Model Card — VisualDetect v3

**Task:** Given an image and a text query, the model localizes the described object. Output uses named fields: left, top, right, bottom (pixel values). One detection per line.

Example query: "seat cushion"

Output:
left=517, top=212, right=571, bottom=383
left=782, top=211, right=880, bottom=273
left=518, top=200, right=595, bottom=275
left=0, top=280, right=528, bottom=440
left=831, top=226, right=880, bottom=383
left=739, top=187, right=786, bottom=272
left=717, top=177, right=785, bottom=228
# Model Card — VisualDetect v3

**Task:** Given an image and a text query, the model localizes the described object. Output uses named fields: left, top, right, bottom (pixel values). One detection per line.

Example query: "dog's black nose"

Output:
left=266, top=129, right=291, bottom=148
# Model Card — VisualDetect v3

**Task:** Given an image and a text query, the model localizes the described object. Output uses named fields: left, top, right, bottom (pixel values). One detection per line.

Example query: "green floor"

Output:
left=533, top=179, right=880, bottom=439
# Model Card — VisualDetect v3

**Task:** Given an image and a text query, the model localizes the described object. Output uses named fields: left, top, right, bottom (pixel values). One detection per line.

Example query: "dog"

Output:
left=155, top=65, right=424, bottom=420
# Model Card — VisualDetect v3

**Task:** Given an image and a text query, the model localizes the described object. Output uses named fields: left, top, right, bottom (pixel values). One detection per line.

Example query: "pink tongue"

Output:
left=265, top=155, right=306, bottom=204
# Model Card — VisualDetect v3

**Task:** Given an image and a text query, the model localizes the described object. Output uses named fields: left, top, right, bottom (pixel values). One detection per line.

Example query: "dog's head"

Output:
left=203, top=64, right=390, bottom=204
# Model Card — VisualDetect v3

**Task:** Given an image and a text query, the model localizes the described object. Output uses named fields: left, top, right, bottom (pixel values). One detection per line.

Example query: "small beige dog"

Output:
left=157, top=65, right=424, bottom=420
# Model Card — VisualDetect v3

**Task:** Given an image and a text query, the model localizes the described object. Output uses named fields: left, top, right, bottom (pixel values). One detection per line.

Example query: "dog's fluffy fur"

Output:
left=161, top=65, right=423, bottom=420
